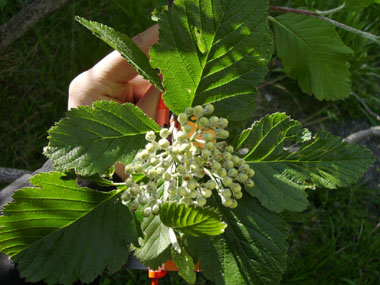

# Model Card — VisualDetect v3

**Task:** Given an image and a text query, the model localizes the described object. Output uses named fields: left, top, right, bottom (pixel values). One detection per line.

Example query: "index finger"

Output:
left=89, top=24, right=159, bottom=84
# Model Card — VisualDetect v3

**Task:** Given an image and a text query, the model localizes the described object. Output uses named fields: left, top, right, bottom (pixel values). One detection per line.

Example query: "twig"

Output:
left=269, top=6, right=380, bottom=45
left=0, top=167, right=32, bottom=183
left=0, top=0, right=73, bottom=51
left=351, top=93, right=380, bottom=121
left=344, top=126, right=380, bottom=144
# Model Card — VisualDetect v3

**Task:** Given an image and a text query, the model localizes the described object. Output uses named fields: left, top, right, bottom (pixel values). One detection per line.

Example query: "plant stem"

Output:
left=269, top=6, right=380, bottom=45
left=316, top=3, right=346, bottom=15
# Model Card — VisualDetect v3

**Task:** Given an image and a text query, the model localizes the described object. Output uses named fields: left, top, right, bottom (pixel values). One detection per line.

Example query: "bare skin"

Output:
left=68, top=24, right=161, bottom=180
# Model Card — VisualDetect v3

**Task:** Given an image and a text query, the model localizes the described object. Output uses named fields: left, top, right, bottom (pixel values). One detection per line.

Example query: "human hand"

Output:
left=68, top=24, right=160, bottom=119
left=68, top=24, right=161, bottom=180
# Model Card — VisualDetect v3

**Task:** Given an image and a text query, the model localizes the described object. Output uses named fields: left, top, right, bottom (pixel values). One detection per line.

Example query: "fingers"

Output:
left=136, top=84, right=161, bottom=120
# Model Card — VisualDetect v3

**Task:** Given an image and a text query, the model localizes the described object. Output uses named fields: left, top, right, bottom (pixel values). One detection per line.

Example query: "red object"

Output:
left=148, top=268, right=168, bottom=285
left=156, top=94, right=169, bottom=127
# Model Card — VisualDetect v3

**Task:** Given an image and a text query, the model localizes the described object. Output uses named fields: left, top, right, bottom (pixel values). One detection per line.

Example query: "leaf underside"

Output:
left=185, top=195, right=288, bottom=285
left=271, top=14, right=353, bottom=101
left=0, top=172, right=138, bottom=285
left=44, top=101, right=160, bottom=176
left=134, top=214, right=172, bottom=270
left=151, top=0, right=273, bottom=114
left=159, top=202, right=227, bottom=236
left=237, top=113, right=375, bottom=213
left=76, top=17, right=163, bottom=92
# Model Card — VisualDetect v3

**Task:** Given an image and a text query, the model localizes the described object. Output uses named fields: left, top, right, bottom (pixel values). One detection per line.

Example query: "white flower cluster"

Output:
left=121, top=104, right=255, bottom=216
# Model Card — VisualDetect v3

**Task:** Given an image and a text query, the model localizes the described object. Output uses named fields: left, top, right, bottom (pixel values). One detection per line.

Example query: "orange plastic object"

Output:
left=162, top=260, right=201, bottom=272
left=156, top=94, right=169, bottom=127
left=184, top=120, right=216, bottom=148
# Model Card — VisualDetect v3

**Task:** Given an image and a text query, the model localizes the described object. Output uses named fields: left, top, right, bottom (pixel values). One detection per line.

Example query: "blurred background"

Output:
left=0, top=0, right=379, bottom=283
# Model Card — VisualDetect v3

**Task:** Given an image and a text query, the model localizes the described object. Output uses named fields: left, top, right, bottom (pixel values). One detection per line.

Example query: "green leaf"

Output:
left=171, top=247, right=196, bottom=284
left=44, top=101, right=160, bottom=176
left=151, top=0, right=273, bottom=114
left=76, top=17, right=163, bottom=92
left=134, top=215, right=172, bottom=270
left=159, top=202, right=227, bottom=237
left=212, top=93, right=255, bottom=122
left=237, top=113, right=375, bottom=213
left=0, top=172, right=138, bottom=284
left=345, top=0, right=380, bottom=11
left=186, top=195, right=288, bottom=284
left=183, top=236, right=224, bottom=284
left=271, top=14, right=353, bottom=101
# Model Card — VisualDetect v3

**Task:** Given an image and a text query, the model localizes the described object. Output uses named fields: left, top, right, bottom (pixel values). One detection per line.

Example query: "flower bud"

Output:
left=202, top=132, right=214, bottom=141
left=124, top=164, right=134, bottom=174
left=121, top=192, right=131, bottom=203
left=217, top=168, right=227, bottom=178
left=178, top=113, right=188, bottom=124
left=125, top=178, right=134, bottom=187
left=196, top=197, right=207, bottom=207
left=234, top=191, right=243, bottom=199
left=199, top=117, right=209, bottom=127
left=222, top=188, right=232, bottom=198
left=219, top=118, right=229, bottom=129
left=201, top=189, right=212, bottom=198
left=183, top=124, right=193, bottom=133
left=212, top=161, right=222, bottom=171
left=186, top=180, right=197, bottom=190
left=228, top=168, right=238, bottom=178
left=231, top=183, right=242, bottom=193
left=139, top=194, right=149, bottom=205
left=193, top=105, right=204, bottom=117
left=146, top=142, right=156, bottom=153
left=223, top=176, right=233, bottom=187
left=209, top=116, right=219, bottom=127
left=130, top=200, right=139, bottom=211
left=230, top=199, right=238, bottom=209
left=225, top=145, right=234, bottom=153
left=160, top=128, right=169, bottom=138
left=231, top=155, right=240, bottom=165
left=177, top=131, right=187, bottom=142
left=237, top=173, right=248, bottom=183
left=185, top=107, right=194, bottom=116
left=143, top=207, right=152, bottom=217
left=246, top=179, right=255, bottom=188
left=150, top=157, right=159, bottom=166
left=206, top=180, right=217, bottom=189
left=163, top=172, right=171, bottom=181
left=158, top=138, right=170, bottom=149
left=204, top=142, right=215, bottom=150
left=152, top=204, right=160, bottom=215
left=203, top=104, right=214, bottom=114
left=223, top=152, right=232, bottom=160
left=223, top=161, right=234, bottom=169
left=178, top=186, right=187, bottom=196
left=147, top=168, right=158, bottom=178
left=134, top=163, right=143, bottom=173
left=247, top=168, right=255, bottom=177
left=130, top=186, right=139, bottom=196
left=177, top=164, right=186, bottom=174
left=145, top=131, right=156, bottom=141
left=139, top=150, right=149, bottom=160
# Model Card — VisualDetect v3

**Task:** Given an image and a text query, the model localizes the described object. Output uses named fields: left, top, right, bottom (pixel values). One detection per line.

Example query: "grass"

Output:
left=1, top=0, right=379, bottom=284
